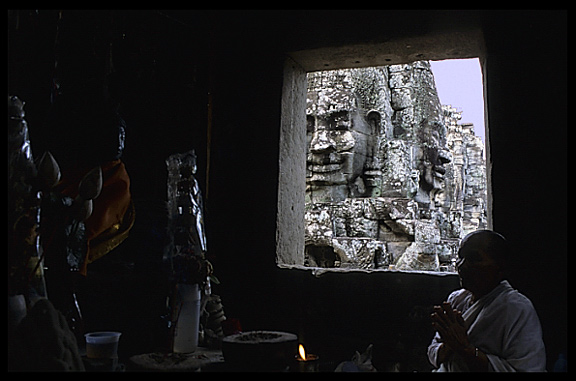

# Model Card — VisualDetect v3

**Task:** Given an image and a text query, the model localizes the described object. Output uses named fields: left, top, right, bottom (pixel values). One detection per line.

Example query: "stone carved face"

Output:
left=414, top=120, right=452, bottom=205
left=306, top=89, right=377, bottom=202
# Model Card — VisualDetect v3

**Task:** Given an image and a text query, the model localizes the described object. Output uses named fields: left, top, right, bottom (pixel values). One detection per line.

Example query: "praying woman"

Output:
left=428, top=230, right=546, bottom=372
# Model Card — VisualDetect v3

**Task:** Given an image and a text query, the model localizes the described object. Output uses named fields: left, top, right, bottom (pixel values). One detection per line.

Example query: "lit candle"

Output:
left=295, top=344, right=320, bottom=372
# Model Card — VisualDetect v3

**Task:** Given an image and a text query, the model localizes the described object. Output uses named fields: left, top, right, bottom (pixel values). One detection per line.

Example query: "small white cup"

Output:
left=85, top=331, right=122, bottom=359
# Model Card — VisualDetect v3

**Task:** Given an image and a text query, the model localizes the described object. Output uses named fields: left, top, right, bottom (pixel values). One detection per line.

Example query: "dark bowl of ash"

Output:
left=221, top=330, right=298, bottom=371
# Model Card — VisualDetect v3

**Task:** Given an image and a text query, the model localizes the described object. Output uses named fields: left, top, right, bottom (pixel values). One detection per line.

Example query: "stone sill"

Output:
left=276, top=263, right=458, bottom=278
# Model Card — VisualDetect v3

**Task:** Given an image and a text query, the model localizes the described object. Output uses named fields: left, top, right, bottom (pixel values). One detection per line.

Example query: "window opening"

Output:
left=301, top=59, right=488, bottom=273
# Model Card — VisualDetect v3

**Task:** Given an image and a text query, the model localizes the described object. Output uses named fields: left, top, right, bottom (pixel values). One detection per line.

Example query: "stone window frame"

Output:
left=276, top=29, right=492, bottom=274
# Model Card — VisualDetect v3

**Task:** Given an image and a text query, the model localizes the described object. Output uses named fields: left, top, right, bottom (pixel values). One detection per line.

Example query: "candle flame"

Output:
left=299, top=344, right=306, bottom=360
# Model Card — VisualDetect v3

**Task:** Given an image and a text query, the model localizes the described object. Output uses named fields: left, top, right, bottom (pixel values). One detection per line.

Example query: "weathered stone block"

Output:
left=390, top=87, right=414, bottom=110
left=395, top=242, right=439, bottom=271
left=332, top=237, right=378, bottom=269
left=415, top=220, right=441, bottom=244
left=386, top=241, right=412, bottom=264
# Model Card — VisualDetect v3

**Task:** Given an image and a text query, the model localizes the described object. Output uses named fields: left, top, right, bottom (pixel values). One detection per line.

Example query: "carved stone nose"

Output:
left=310, top=130, right=336, bottom=153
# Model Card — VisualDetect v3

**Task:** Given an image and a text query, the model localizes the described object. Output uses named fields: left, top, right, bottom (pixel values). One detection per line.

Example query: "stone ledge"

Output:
left=276, top=263, right=457, bottom=278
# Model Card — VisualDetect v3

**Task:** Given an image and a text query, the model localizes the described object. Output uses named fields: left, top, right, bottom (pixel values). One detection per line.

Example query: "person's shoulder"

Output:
left=497, top=284, right=544, bottom=336
left=500, top=283, right=538, bottom=315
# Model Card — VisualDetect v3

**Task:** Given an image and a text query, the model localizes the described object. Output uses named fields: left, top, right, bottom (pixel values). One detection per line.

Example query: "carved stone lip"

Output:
left=307, top=152, right=344, bottom=175
left=306, top=180, right=345, bottom=188
left=308, top=164, right=341, bottom=173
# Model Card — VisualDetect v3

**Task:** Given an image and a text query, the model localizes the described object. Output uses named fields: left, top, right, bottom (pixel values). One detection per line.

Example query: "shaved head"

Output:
left=459, top=230, right=509, bottom=271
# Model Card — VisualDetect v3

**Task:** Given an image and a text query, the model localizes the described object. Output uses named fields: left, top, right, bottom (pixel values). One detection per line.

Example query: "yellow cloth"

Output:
left=56, top=160, right=133, bottom=275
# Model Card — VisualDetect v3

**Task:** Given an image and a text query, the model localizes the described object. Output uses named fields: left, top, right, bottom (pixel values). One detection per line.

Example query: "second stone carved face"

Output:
left=414, top=120, right=452, bottom=204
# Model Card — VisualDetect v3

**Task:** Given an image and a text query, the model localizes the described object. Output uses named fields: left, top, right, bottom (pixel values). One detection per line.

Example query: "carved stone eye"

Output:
left=307, top=115, right=314, bottom=134
left=330, top=111, right=350, bottom=130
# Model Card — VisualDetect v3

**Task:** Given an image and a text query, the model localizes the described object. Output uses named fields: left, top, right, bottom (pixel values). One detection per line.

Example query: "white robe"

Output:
left=428, top=280, right=546, bottom=372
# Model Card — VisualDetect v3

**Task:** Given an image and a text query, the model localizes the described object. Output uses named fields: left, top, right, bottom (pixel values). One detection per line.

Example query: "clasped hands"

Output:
left=431, top=302, right=474, bottom=355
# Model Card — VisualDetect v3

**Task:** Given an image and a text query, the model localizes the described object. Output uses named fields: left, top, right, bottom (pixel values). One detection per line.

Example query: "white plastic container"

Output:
left=85, top=331, right=122, bottom=359
left=8, top=294, right=27, bottom=329
left=172, top=283, right=201, bottom=353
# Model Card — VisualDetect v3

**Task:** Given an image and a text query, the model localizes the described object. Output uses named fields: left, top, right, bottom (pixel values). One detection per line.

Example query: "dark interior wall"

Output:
left=8, top=10, right=566, bottom=371
left=481, top=11, right=567, bottom=369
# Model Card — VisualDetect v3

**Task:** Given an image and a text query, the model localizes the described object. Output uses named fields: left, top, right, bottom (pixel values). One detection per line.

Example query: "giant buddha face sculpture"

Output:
left=306, top=88, right=379, bottom=202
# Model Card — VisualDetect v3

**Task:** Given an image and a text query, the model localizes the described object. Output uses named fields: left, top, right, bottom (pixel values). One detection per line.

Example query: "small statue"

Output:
left=38, top=78, right=134, bottom=277
left=335, top=344, right=377, bottom=372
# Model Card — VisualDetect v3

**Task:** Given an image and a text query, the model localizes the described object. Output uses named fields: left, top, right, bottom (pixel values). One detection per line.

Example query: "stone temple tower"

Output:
left=304, top=61, right=487, bottom=272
